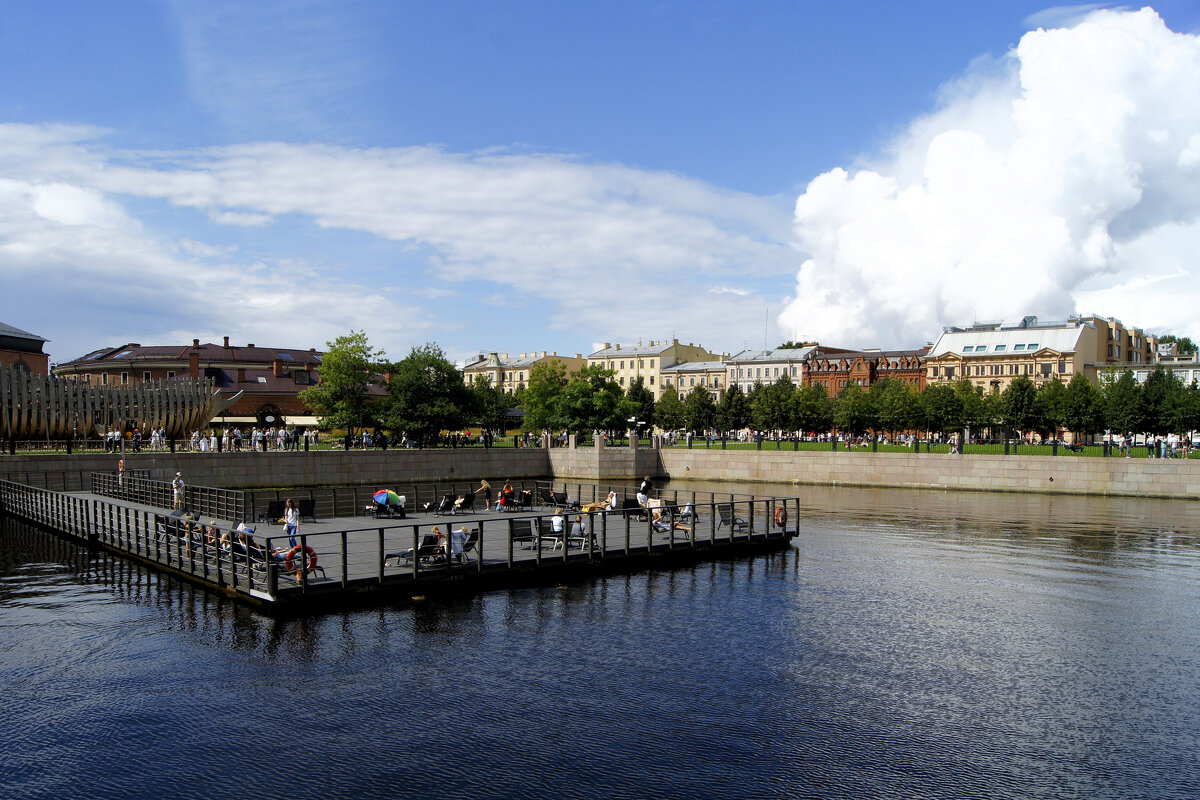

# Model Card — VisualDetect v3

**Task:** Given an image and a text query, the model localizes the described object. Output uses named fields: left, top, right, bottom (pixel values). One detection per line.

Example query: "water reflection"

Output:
left=5, top=482, right=1200, bottom=799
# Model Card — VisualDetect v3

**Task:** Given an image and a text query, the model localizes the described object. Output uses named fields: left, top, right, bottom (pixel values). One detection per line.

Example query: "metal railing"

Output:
left=91, top=472, right=246, bottom=522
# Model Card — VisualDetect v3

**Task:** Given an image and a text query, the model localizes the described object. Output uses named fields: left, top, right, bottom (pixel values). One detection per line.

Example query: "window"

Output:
left=121, top=372, right=128, bottom=384
left=714, top=378, right=720, bottom=387
left=620, top=361, right=624, bottom=369
left=167, top=371, right=175, bottom=379
left=101, top=373, right=109, bottom=385
left=756, top=367, right=761, bottom=377
left=945, top=367, right=955, bottom=379
left=142, top=371, right=151, bottom=381
left=1013, top=344, right=1025, bottom=351
left=609, top=361, right=614, bottom=369
left=649, top=360, right=654, bottom=368
left=639, top=360, right=644, bottom=368
left=994, top=344, right=1006, bottom=352
left=649, top=376, right=655, bottom=385
left=1028, top=344, right=1038, bottom=350
left=1041, top=363, right=1052, bottom=377
left=619, top=377, right=625, bottom=385
left=690, top=378, right=695, bottom=387
left=294, top=370, right=311, bottom=385
left=975, top=345, right=987, bottom=352
left=962, top=346, right=973, bottom=353
left=1059, top=361, right=1066, bottom=373
left=932, top=366, right=940, bottom=377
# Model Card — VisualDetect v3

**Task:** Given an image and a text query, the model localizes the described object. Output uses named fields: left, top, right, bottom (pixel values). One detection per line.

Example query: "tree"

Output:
left=834, top=383, right=876, bottom=436
left=1158, top=334, right=1197, bottom=355
left=1034, top=377, right=1067, bottom=438
left=1102, top=369, right=1144, bottom=435
left=872, top=379, right=921, bottom=437
left=752, top=375, right=795, bottom=432
left=777, top=340, right=817, bottom=349
left=683, top=386, right=717, bottom=434
left=626, top=377, right=656, bottom=436
left=953, top=379, right=986, bottom=432
left=470, top=375, right=511, bottom=435
left=381, top=343, right=473, bottom=445
left=654, top=387, right=686, bottom=431
left=558, top=365, right=630, bottom=435
left=716, top=383, right=751, bottom=433
left=1062, top=372, right=1104, bottom=441
left=298, top=330, right=384, bottom=437
left=921, top=383, right=963, bottom=435
left=1000, top=376, right=1041, bottom=437
left=793, top=383, right=833, bottom=435
left=1140, top=366, right=1184, bottom=435
left=521, top=361, right=568, bottom=431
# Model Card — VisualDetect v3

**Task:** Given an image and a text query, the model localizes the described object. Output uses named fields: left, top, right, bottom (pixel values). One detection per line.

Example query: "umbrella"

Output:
left=374, top=489, right=402, bottom=506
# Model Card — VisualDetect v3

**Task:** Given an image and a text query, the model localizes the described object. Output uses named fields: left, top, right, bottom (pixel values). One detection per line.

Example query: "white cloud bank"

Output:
left=779, top=7, right=1200, bottom=348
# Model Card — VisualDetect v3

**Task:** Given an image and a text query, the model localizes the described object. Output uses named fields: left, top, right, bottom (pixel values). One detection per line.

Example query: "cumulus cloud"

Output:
left=0, top=124, right=795, bottom=362
left=779, top=7, right=1200, bottom=348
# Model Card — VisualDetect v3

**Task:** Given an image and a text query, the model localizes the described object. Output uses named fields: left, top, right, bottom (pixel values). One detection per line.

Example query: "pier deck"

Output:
left=1, top=479, right=798, bottom=611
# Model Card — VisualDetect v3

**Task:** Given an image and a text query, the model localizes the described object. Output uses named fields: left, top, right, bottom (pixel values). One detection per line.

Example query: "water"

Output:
left=3, top=483, right=1200, bottom=799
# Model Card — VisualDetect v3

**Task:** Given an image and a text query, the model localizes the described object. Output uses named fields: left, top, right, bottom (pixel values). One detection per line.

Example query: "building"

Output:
left=805, top=348, right=928, bottom=394
left=660, top=360, right=728, bottom=403
left=724, top=347, right=832, bottom=395
left=461, top=351, right=585, bottom=393
left=53, top=337, right=326, bottom=427
left=586, top=339, right=720, bottom=400
left=924, top=316, right=1120, bottom=392
left=0, top=321, right=50, bottom=375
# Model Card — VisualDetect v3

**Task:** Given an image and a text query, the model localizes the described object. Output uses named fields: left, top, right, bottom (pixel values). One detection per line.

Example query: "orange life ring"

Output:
left=284, top=545, right=318, bottom=573
left=774, top=506, right=788, bottom=529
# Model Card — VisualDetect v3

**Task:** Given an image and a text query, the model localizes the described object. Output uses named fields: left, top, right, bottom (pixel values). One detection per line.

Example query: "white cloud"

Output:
left=779, top=7, right=1200, bottom=348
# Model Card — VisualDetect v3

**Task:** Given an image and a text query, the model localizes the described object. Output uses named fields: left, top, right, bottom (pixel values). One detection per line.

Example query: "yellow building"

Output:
left=660, top=360, right=729, bottom=403
left=925, top=315, right=1158, bottom=392
left=461, top=351, right=585, bottom=393
left=586, top=339, right=719, bottom=400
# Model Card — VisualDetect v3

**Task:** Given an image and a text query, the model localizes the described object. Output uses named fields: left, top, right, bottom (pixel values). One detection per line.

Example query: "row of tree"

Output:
left=298, top=331, right=1200, bottom=443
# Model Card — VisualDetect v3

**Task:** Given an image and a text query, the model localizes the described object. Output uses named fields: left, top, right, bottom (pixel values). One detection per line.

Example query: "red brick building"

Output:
left=0, top=321, right=50, bottom=375
left=804, top=348, right=928, bottom=395
left=53, top=337, right=326, bottom=427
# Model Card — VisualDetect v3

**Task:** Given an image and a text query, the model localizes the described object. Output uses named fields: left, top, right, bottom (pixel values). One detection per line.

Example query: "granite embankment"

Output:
left=2, top=446, right=1197, bottom=500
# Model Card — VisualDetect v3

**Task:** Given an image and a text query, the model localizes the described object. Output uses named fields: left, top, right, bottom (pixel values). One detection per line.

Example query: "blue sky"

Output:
left=3, top=2, right=1200, bottom=365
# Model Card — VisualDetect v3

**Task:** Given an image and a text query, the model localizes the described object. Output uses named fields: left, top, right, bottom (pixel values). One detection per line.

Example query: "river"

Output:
left=2, top=482, right=1199, bottom=799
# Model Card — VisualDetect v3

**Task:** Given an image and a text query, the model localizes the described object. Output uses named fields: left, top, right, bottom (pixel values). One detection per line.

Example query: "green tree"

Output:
left=470, top=375, right=511, bottom=435
left=558, top=365, right=630, bottom=435
left=716, top=384, right=751, bottom=432
left=752, top=375, right=796, bottom=432
left=1140, top=366, right=1184, bottom=435
left=921, top=383, right=963, bottom=435
left=521, top=361, right=568, bottom=431
left=1062, top=372, right=1104, bottom=440
left=626, top=377, right=656, bottom=435
left=683, top=386, right=717, bottom=434
left=298, top=330, right=384, bottom=438
left=834, top=383, right=876, bottom=436
left=655, top=387, right=686, bottom=431
left=1034, top=377, right=1067, bottom=438
left=381, top=343, right=473, bottom=445
left=953, top=379, right=986, bottom=432
left=1102, top=369, right=1144, bottom=435
left=872, top=379, right=922, bottom=438
left=793, top=383, right=833, bottom=435
left=1000, top=376, right=1041, bottom=436
left=1158, top=334, right=1197, bottom=355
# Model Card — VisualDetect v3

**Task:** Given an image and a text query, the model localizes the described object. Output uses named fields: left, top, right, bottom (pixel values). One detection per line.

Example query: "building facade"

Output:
left=805, top=348, right=928, bottom=394
left=0, top=321, right=50, bottom=375
left=586, top=339, right=720, bottom=400
left=53, top=337, right=326, bottom=427
left=659, top=360, right=727, bottom=403
left=461, top=351, right=585, bottom=393
left=725, top=347, right=817, bottom=395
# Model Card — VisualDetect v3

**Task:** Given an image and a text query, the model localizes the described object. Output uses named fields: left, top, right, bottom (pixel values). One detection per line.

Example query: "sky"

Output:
left=3, top=1, right=1200, bottom=366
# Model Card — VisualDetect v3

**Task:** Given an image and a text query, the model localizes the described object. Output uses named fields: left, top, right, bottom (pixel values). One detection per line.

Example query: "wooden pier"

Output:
left=0, top=477, right=798, bottom=611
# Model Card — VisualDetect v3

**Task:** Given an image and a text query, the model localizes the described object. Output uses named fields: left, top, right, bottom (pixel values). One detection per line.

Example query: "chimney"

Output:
left=246, top=343, right=255, bottom=349
left=192, top=338, right=200, bottom=348
left=272, top=359, right=283, bottom=378
left=237, top=368, right=246, bottom=382
left=188, top=351, right=199, bottom=378
left=224, top=336, right=230, bottom=348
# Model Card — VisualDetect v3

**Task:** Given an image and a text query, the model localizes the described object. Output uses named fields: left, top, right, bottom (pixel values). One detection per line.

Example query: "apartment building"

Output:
left=461, top=351, right=585, bottom=393
left=586, top=339, right=719, bottom=400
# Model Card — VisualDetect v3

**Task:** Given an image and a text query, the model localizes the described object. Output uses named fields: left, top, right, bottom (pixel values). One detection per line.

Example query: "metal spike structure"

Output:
left=0, top=365, right=241, bottom=440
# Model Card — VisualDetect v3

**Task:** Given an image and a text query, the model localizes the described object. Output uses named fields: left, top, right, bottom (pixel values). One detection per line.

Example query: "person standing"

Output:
left=172, top=472, right=185, bottom=509
left=284, top=498, right=300, bottom=547
left=117, top=457, right=125, bottom=488
left=480, top=479, right=493, bottom=511
left=637, top=476, right=653, bottom=506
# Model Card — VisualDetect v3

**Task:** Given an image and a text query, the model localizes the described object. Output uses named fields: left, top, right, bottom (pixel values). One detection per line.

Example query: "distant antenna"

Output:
left=764, top=306, right=769, bottom=349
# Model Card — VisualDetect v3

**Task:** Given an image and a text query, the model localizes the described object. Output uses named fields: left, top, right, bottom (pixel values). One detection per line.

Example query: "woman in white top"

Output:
left=284, top=498, right=300, bottom=546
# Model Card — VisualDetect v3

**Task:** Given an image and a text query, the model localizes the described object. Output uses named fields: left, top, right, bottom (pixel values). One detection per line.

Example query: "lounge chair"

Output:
left=432, top=494, right=456, bottom=516
left=384, top=533, right=443, bottom=566
left=454, top=490, right=476, bottom=514
left=509, top=519, right=537, bottom=549
left=620, top=497, right=647, bottom=520
left=716, top=503, right=748, bottom=531
left=298, top=498, right=319, bottom=523
left=537, top=488, right=556, bottom=509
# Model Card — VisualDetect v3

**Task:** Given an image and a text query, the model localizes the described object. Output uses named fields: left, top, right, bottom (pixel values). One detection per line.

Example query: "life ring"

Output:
left=774, top=506, right=788, bottom=529
left=284, top=545, right=318, bottom=573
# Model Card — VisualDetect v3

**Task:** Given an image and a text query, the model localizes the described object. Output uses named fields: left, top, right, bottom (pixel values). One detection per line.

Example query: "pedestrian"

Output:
left=172, top=472, right=185, bottom=509
left=480, top=479, right=493, bottom=511
left=283, top=498, right=300, bottom=547
left=117, top=457, right=125, bottom=487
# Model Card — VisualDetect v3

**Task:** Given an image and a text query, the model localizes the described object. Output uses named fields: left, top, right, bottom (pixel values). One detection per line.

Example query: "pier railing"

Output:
left=92, top=472, right=246, bottom=523
left=2, top=478, right=798, bottom=606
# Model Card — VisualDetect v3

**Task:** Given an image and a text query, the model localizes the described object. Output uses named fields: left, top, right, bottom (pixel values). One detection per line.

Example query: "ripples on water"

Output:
left=3, top=484, right=1200, bottom=799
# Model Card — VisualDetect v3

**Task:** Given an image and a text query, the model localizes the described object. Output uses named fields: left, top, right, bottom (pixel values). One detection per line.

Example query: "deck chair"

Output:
left=432, top=494, right=456, bottom=516
left=537, top=488, right=556, bottom=508
left=260, top=500, right=285, bottom=523
left=454, top=489, right=476, bottom=514
left=552, top=490, right=579, bottom=509
left=384, top=533, right=443, bottom=566
left=510, top=519, right=536, bottom=549
left=450, top=528, right=479, bottom=563
left=566, top=522, right=594, bottom=550
left=539, top=516, right=566, bottom=550
left=716, top=503, right=748, bottom=531
left=298, top=499, right=319, bottom=523
left=621, top=497, right=647, bottom=520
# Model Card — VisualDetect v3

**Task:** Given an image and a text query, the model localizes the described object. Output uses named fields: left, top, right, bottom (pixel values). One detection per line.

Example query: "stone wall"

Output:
left=658, top=448, right=1200, bottom=500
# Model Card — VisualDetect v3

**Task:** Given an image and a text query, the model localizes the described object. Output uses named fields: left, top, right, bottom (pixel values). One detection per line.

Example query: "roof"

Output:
left=660, top=360, right=727, bottom=373
left=56, top=341, right=323, bottom=368
left=929, top=323, right=1088, bottom=358
left=588, top=340, right=679, bottom=358
left=726, top=347, right=816, bottom=363
left=0, top=321, right=48, bottom=343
